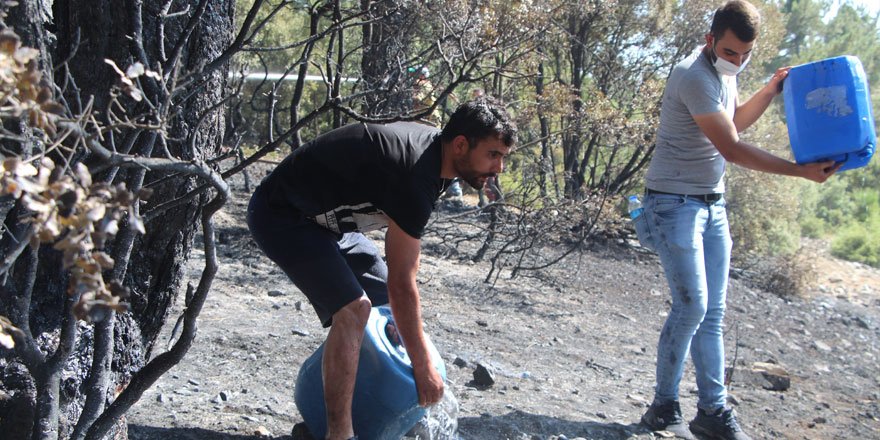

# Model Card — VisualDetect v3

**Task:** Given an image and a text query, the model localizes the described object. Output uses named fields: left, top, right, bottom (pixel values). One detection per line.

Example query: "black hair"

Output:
left=440, top=96, right=517, bottom=148
left=710, top=0, right=761, bottom=43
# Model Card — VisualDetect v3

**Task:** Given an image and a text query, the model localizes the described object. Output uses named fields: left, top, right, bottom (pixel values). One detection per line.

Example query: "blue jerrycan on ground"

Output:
left=784, top=55, right=876, bottom=172
left=294, top=305, right=447, bottom=440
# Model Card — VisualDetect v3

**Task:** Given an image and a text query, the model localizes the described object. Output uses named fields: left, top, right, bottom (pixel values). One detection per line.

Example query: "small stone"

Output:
left=291, top=328, right=310, bottom=337
left=187, top=379, right=200, bottom=386
left=242, top=415, right=259, bottom=422
left=453, top=357, right=468, bottom=368
left=211, top=390, right=230, bottom=404
left=255, top=426, right=272, bottom=437
left=727, top=394, right=740, bottom=406
left=268, top=290, right=286, bottom=297
left=156, top=393, right=169, bottom=403
left=476, top=320, right=488, bottom=327
left=749, top=362, right=791, bottom=391
left=295, top=301, right=305, bottom=311
left=626, top=393, right=649, bottom=406
left=813, top=340, right=832, bottom=352
left=473, top=363, right=496, bottom=387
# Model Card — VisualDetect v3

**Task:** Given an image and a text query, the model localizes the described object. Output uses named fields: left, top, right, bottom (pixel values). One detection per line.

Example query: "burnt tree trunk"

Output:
left=360, top=0, right=414, bottom=117
left=0, top=1, right=234, bottom=438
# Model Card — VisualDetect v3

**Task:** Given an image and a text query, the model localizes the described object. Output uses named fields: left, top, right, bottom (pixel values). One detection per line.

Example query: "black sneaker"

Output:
left=641, top=401, right=696, bottom=439
left=689, top=407, right=752, bottom=440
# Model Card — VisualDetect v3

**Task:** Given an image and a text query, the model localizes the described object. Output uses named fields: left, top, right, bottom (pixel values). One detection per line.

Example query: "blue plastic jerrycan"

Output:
left=784, top=55, right=877, bottom=171
left=294, top=305, right=446, bottom=440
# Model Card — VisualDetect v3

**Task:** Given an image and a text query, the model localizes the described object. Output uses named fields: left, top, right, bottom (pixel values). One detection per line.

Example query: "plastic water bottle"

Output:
left=627, top=195, right=643, bottom=219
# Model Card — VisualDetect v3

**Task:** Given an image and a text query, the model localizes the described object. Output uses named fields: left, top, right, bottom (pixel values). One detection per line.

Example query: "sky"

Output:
left=828, top=0, right=880, bottom=19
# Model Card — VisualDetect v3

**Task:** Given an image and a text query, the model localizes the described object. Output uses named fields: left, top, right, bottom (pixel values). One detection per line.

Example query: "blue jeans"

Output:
left=643, top=193, right=732, bottom=411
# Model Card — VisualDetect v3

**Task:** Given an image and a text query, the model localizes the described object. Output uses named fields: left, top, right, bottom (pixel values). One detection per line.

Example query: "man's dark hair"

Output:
left=710, top=0, right=761, bottom=43
left=441, top=96, right=517, bottom=148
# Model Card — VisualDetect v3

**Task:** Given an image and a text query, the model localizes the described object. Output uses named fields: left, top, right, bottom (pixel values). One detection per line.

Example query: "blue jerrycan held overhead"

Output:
left=294, top=305, right=447, bottom=440
left=783, top=55, right=877, bottom=172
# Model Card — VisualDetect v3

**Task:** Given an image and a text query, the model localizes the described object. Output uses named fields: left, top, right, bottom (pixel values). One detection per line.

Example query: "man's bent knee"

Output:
left=332, top=296, right=372, bottom=329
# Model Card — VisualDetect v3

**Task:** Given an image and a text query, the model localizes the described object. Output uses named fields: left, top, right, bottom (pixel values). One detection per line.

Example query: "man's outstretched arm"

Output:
left=385, top=219, right=444, bottom=407
left=694, top=109, right=840, bottom=183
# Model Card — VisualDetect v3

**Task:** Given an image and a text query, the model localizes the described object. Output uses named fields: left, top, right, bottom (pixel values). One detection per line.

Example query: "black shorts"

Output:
left=246, top=185, right=389, bottom=327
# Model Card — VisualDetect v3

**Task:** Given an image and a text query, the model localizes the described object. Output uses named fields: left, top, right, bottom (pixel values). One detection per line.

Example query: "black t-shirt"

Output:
left=261, top=122, right=449, bottom=239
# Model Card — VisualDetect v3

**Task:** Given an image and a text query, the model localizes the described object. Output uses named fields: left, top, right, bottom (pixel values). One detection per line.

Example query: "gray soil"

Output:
left=125, top=170, right=880, bottom=440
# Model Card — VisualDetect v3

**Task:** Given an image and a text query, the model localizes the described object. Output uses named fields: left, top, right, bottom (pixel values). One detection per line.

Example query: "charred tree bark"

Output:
left=360, top=0, right=413, bottom=117
left=0, top=1, right=234, bottom=438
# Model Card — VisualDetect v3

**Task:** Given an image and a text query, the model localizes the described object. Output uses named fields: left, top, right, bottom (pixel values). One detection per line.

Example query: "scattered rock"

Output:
left=453, top=356, right=468, bottom=368
left=853, top=316, right=872, bottom=329
left=268, top=290, right=286, bottom=297
left=291, top=328, right=311, bottom=337
left=255, top=425, right=272, bottom=437
left=473, top=363, right=496, bottom=387
left=626, top=393, right=649, bottom=406
left=744, top=362, right=791, bottom=391
left=211, top=391, right=231, bottom=404
left=476, top=319, right=488, bottom=327
left=295, top=301, right=305, bottom=311
left=813, top=340, right=832, bottom=352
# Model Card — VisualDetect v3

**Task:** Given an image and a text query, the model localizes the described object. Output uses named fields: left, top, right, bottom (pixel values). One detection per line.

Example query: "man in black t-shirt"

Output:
left=247, top=98, right=516, bottom=440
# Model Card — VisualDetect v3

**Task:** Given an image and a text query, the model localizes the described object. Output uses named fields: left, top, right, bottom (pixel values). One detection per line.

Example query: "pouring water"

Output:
left=407, top=387, right=460, bottom=440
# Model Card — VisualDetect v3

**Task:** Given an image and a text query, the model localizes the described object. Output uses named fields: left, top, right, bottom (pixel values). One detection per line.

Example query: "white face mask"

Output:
left=712, top=44, right=750, bottom=76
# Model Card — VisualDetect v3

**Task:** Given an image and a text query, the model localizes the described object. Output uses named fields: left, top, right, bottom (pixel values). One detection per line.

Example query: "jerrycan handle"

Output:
left=384, top=321, right=404, bottom=348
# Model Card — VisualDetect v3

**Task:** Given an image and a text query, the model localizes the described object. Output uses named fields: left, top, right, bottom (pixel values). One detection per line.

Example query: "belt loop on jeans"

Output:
left=646, top=188, right=722, bottom=204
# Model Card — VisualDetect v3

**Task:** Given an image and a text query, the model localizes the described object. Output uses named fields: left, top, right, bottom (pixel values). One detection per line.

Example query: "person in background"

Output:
left=409, top=66, right=444, bottom=127
left=410, top=66, right=465, bottom=200
left=247, top=98, right=516, bottom=440
left=638, top=2, right=839, bottom=439
left=478, top=175, right=502, bottom=207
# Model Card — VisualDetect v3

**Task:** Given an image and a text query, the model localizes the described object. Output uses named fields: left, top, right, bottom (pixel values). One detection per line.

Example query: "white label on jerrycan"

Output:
left=805, top=85, right=853, bottom=117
